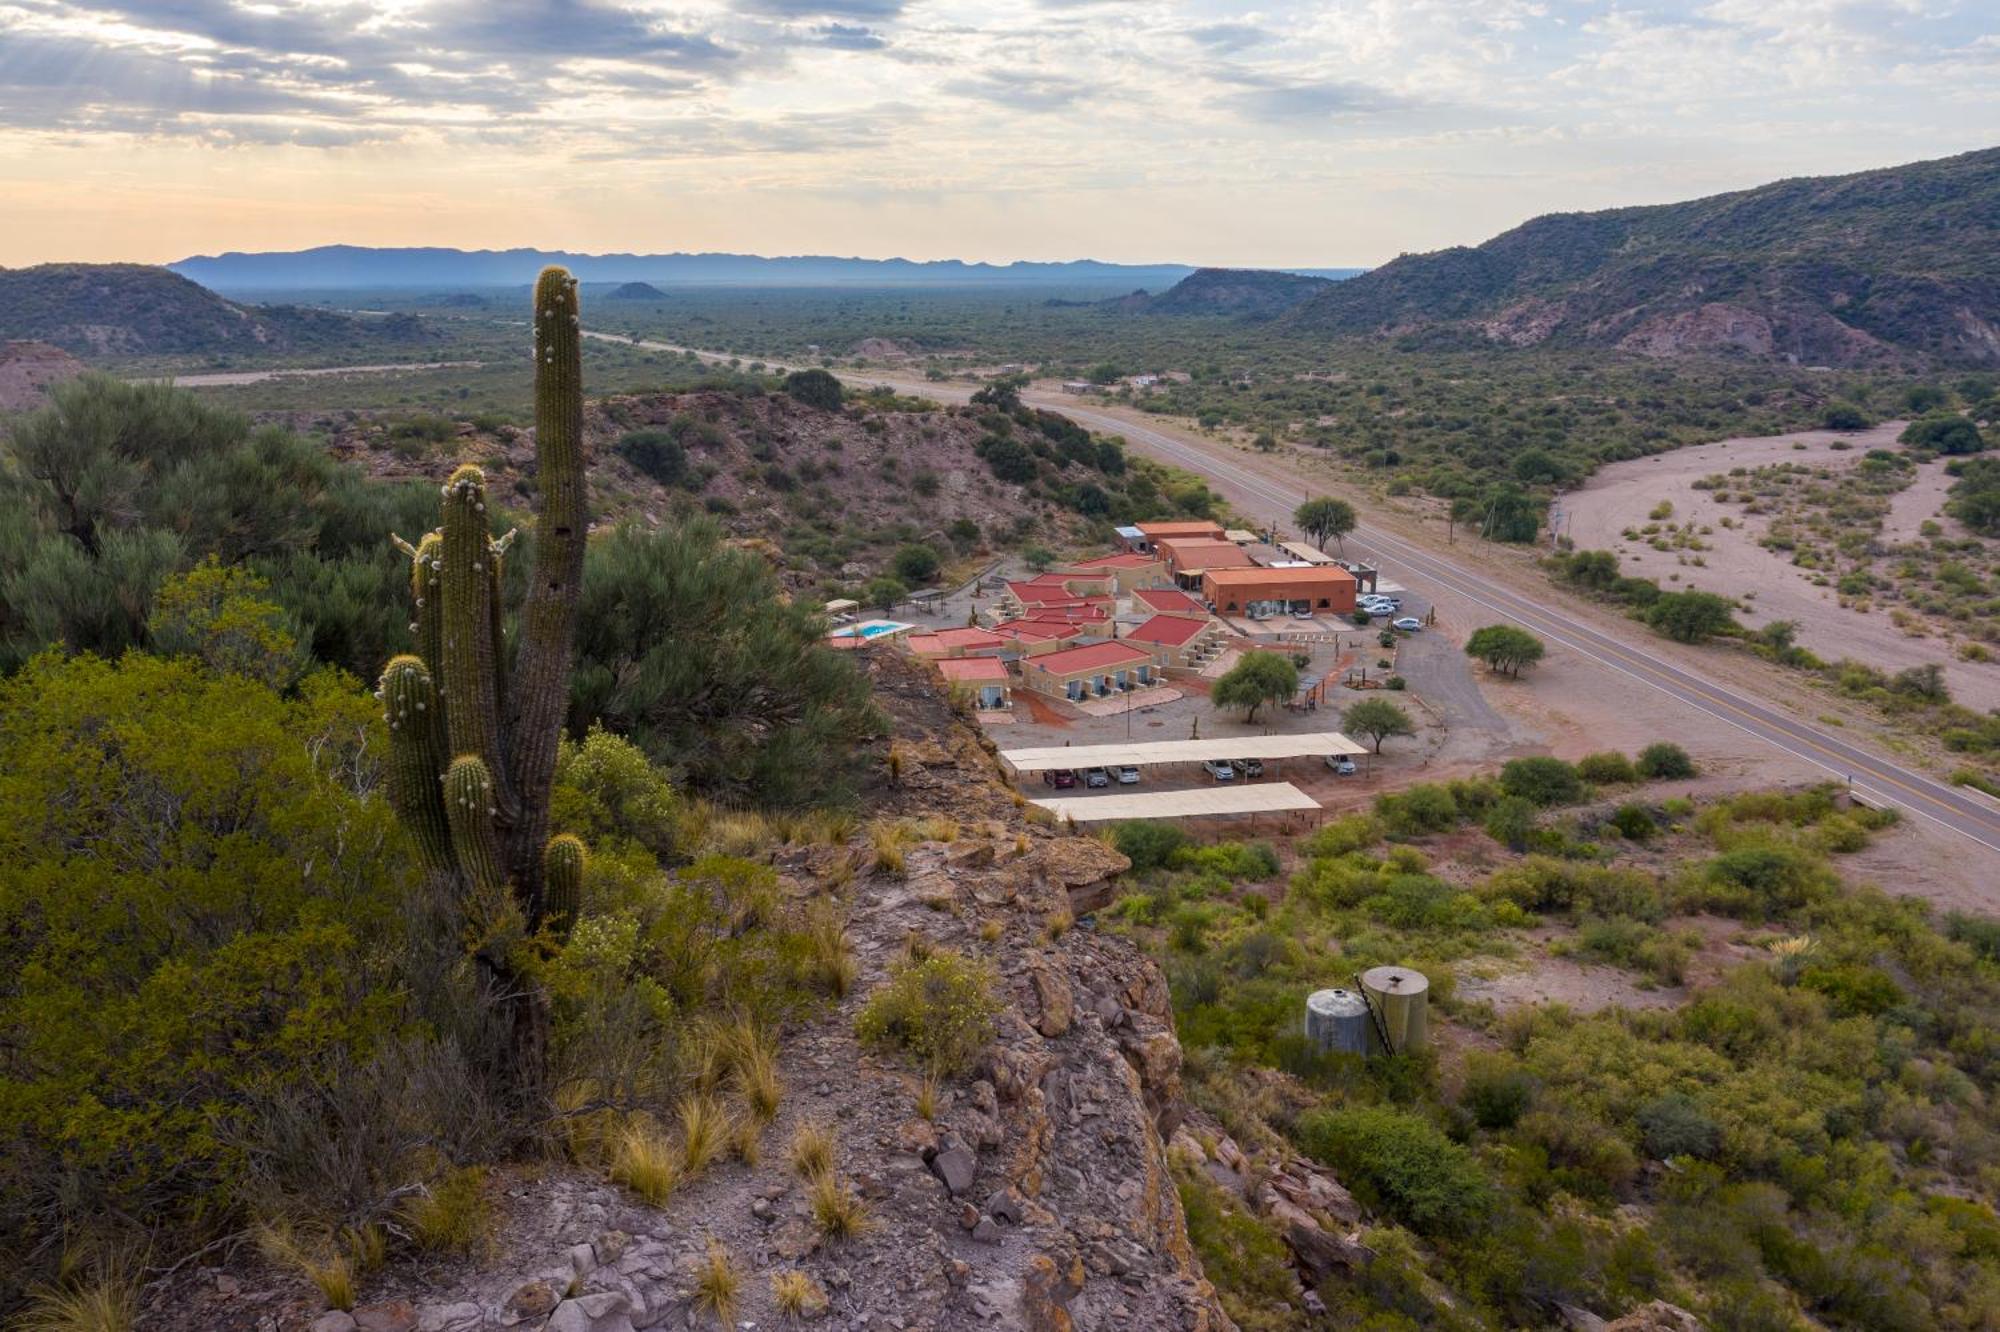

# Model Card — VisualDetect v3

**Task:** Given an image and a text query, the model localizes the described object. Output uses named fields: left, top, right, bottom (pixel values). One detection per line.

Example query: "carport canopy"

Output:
left=1033, top=783, right=1321, bottom=822
left=1000, top=732, right=1366, bottom=775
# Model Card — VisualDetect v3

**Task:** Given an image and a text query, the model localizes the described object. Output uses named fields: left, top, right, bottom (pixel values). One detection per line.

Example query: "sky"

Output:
left=1, top=0, right=1996, bottom=268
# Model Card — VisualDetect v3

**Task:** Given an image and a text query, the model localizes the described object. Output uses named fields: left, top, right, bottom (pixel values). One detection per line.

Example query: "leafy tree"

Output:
left=977, top=436, right=1037, bottom=484
left=1901, top=414, right=1985, bottom=456
left=1512, top=449, right=1569, bottom=485
left=616, top=429, right=689, bottom=486
left=1021, top=544, right=1057, bottom=572
left=1343, top=698, right=1416, bottom=753
left=1293, top=496, right=1358, bottom=552
left=571, top=521, right=882, bottom=807
left=1822, top=403, right=1871, bottom=431
left=148, top=558, right=304, bottom=690
left=1948, top=457, right=2000, bottom=536
left=1645, top=590, right=1737, bottom=643
left=1113, top=821, right=1189, bottom=873
left=969, top=375, right=1024, bottom=411
left=1086, top=363, right=1124, bottom=385
left=862, top=575, right=908, bottom=614
left=1479, top=484, right=1544, bottom=543
left=1212, top=651, right=1298, bottom=723
left=891, top=543, right=941, bottom=585
left=781, top=368, right=844, bottom=411
left=1554, top=549, right=1621, bottom=592
left=1499, top=756, right=1586, bottom=806
left=1464, top=624, right=1545, bottom=677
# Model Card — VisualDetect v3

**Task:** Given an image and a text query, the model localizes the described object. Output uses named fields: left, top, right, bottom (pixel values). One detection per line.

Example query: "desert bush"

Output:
left=1576, top=751, right=1638, bottom=784
left=1377, top=784, right=1460, bottom=836
left=1113, top=820, right=1189, bottom=872
left=1460, top=1054, right=1535, bottom=1129
left=1294, top=1107, right=1492, bottom=1235
left=856, top=952, right=999, bottom=1076
left=616, top=429, right=690, bottom=487
left=1499, top=756, right=1586, bottom=807
left=401, top=1166, right=491, bottom=1254
left=1635, top=743, right=1697, bottom=779
left=1637, top=1093, right=1722, bottom=1161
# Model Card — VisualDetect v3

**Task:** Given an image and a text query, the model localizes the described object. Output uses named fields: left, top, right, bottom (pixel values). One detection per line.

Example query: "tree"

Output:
left=615, top=429, right=689, bottom=486
left=1635, top=742, right=1696, bottom=779
left=1512, top=449, right=1568, bottom=485
left=970, top=375, right=1024, bottom=411
left=782, top=368, right=844, bottom=411
left=891, top=543, right=941, bottom=585
left=1021, top=544, right=1057, bottom=573
left=1294, top=496, right=1358, bottom=552
left=1901, top=414, right=1986, bottom=456
left=1645, top=590, right=1737, bottom=643
left=1464, top=625, right=1545, bottom=678
left=1556, top=549, right=1621, bottom=592
left=148, top=558, right=304, bottom=690
left=1480, top=484, right=1543, bottom=543
left=1822, top=403, right=1871, bottom=431
left=1499, top=756, right=1585, bottom=806
left=1343, top=698, right=1416, bottom=753
left=573, top=519, right=884, bottom=807
left=977, top=436, right=1036, bottom=484
left=862, top=575, right=908, bottom=614
left=1212, top=651, right=1298, bottom=723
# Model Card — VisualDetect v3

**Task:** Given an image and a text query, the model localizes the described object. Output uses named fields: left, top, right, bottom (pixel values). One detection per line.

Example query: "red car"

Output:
left=1042, top=769, right=1078, bottom=789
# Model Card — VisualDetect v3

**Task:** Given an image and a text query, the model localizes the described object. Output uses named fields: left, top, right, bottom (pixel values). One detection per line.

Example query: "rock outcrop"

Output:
left=0, top=340, right=84, bottom=412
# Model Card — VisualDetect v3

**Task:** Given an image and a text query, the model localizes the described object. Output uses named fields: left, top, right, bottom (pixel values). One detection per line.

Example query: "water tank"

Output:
left=1360, top=966, right=1429, bottom=1054
left=1304, top=988, right=1371, bottom=1056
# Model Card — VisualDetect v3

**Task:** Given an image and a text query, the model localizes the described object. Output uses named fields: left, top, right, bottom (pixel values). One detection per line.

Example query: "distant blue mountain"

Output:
left=168, top=245, right=1360, bottom=293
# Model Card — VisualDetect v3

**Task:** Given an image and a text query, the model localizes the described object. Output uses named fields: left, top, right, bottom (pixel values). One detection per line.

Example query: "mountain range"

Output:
left=167, top=246, right=1360, bottom=293
left=1100, top=267, right=1335, bottom=319
left=1280, top=145, right=2000, bottom=365
left=0, top=263, right=430, bottom=358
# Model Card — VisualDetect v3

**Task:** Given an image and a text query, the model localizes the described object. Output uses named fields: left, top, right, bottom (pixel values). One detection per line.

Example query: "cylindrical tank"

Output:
left=1360, top=966, right=1429, bottom=1054
left=1304, top=988, right=1371, bottom=1056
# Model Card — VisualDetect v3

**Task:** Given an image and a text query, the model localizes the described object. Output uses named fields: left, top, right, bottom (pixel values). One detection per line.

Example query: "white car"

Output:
left=1327, top=755, right=1358, bottom=775
left=1392, top=616, right=1424, bottom=632
left=1115, top=765, right=1141, bottom=785
left=1202, top=759, right=1236, bottom=781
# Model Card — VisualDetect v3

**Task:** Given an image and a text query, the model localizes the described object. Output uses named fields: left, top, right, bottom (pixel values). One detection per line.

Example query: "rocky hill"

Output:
left=1287, top=146, right=2000, bottom=365
left=309, top=388, right=1121, bottom=585
left=1107, top=268, right=1334, bottom=319
left=606, top=282, right=667, bottom=301
left=0, top=263, right=432, bottom=359
left=154, top=651, right=1233, bottom=1332
left=0, top=341, right=85, bottom=412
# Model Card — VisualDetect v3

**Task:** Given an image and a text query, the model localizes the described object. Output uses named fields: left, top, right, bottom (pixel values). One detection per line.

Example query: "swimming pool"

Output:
left=828, top=619, right=915, bottom=641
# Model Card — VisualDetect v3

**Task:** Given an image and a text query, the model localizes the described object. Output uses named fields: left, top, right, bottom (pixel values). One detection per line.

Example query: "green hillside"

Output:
left=1289, top=146, right=2000, bottom=365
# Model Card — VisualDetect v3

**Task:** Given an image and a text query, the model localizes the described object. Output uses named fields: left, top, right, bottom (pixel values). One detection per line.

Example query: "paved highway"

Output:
left=1044, top=401, right=2000, bottom=857
left=579, top=329, right=2000, bottom=854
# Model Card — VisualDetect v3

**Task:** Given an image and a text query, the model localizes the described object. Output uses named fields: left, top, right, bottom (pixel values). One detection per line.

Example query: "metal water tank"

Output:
left=1304, top=988, right=1371, bottom=1056
left=1360, top=965, right=1429, bottom=1054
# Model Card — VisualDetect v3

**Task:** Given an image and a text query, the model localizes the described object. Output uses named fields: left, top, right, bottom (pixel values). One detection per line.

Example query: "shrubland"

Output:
left=1112, top=767, right=2000, bottom=1329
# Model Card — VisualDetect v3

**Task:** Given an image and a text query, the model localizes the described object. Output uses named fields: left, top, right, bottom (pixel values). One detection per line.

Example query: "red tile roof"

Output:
left=1133, top=587, right=1208, bottom=616
left=990, top=619, right=1083, bottom=642
left=1125, top=615, right=1207, bottom=647
left=903, top=634, right=947, bottom=656
left=1136, top=520, right=1227, bottom=539
left=936, top=657, right=1009, bottom=682
left=1202, top=565, right=1357, bottom=587
left=1156, top=538, right=1256, bottom=571
left=935, top=627, right=1006, bottom=648
left=1065, top=552, right=1158, bottom=569
left=1028, top=641, right=1154, bottom=674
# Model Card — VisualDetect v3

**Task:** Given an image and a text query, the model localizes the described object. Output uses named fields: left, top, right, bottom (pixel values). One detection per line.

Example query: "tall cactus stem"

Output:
left=379, top=655, right=451, bottom=873
left=543, top=834, right=586, bottom=943
left=440, top=465, right=516, bottom=821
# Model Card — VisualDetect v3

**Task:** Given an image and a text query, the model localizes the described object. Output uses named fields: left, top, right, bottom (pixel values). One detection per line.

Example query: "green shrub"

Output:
left=1499, top=756, right=1586, bottom=807
left=1637, top=1093, right=1721, bottom=1160
left=782, top=368, right=845, bottom=410
left=1377, top=784, right=1460, bottom=836
left=1294, top=1106, right=1492, bottom=1235
left=1609, top=803, right=1656, bottom=840
left=1636, top=743, right=1697, bottom=779
left=1460, top=1054, right=1535, bottom=1129
left=1113, top=821, right=1190, bottom=873
left=1577, top=751, right=1638, bottom=784
left=856, top=952, right=999, bottom=1075
left=1483, top=796, right=1538, bottom=852
left=1797, top=963, right=1903, bottom=1017
left=616, top=429, right=690, bottom=486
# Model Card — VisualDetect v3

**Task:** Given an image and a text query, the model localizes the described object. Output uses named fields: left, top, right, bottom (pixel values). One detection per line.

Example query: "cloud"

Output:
left=1185, top=23, right=1273, bottom=52
left=1215, top=75, right=1410, bottom=122
left=813, top=22, right=889, bottom=50
left=940, top=72, right=1090, bottom=112
left=733, top=0, right=906, bottom=17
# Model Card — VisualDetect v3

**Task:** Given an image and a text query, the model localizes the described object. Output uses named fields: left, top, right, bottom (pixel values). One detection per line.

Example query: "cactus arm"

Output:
left=409, top=530, right=445, bottom=689
left=379, top=655, right=452, bottom=874
left=443, top=754, right=509, bottom=912
left=391, top=533, right=420, bottom=561
left=440, top=466, right=517, bottom=821
left=506, top=266, right=591, bottom=896
left=542, top=834, right=586, bottom=942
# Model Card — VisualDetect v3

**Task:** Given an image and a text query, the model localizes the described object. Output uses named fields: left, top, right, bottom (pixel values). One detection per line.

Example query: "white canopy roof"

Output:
left=1000, top=732, right=1365, bottom=774
left=1033, top=782, right=1320, bottom=822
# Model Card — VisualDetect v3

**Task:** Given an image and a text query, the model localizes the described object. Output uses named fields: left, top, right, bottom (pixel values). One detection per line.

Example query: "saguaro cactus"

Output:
left=378, top=266, right=593, bottom=986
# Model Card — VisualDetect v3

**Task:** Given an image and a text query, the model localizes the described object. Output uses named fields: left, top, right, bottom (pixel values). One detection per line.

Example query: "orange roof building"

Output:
left=1201, top=565, right=1357, bottom=617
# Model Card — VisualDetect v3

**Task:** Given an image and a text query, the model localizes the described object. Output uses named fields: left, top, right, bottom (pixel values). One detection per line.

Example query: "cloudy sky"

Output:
left=1, top=0, right=1995, bottom=267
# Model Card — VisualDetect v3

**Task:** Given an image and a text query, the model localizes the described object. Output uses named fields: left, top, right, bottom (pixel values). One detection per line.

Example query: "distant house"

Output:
left=1202, top=565, right=1358, bottom=618
left=1125, top=373, right=1160, bottom=389
left=998, top=575, right=1115, bottom=620
left=936, top=657, right=1011, bottom=710
left=1020, top=640, right=1157, bottom=701
left=989, top=619, right=1088, bottom=656
left=1155, top=537, right=1257, bottom=585
left=1135, top=520, right=1226, bottom=545
left=1124, top=614, right=1225, bottom=670
left=1057, top=551, right=1167, bottom=594
left=1060, top=380, right=1093, bottom=395
left=905, top=626, right=1008, bottom=660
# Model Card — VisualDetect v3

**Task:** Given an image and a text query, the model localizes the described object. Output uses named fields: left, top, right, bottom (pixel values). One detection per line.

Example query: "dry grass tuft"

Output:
left=15, top=1264, right=140, bottom=1332
left=728, top=1020, right=783, bottom=1124
left=770, top=1268, right=828, bottom=1320
left=678, top=1093, right=727, bottom=1177
left=255, top=1224, right=356, bottom=1311
left=808, top=1171, right=870, bottom=1244
left=610, top=1119, right=680, bottom=1205
left=789, top=1119, right=834, bottom=1181
left=400, top=1166, right=490, bottom=1254
left=805, top=900, right=858, bottom=996
left=691, top=1240, right=742, bottom=1327
left=915, top=1071, right=940, bottom=1122
left=869, top=821, right=913, bottom=876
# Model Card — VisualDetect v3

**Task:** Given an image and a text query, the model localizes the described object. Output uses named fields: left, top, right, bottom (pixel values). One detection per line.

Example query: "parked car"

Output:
left=1231, top=758, right=1265, bottom=778
left=1360, top=597, right=1401, bottom=612
left=1115, top=765, right=1142, bottom=785
left=1291, top=606, right=1314, bottom=619
left=1083, top=766, right=1111, bottom=789
left=1327, top=755, right=1358, bottom=776
left=1392, top=616, right=1424, bottom=632
left=1043, top=768, right=1077, bottom=789
left=1202, top=759, right=1236, bottom=781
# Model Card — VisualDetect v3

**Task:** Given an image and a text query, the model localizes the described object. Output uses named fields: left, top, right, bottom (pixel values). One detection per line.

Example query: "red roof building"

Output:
left=935, top=655, right=1011, bottom=708
left=1123, top=613, right=1224, bottom=669
left=1020, top=640, right=1158, bottom=700
left=1133, top=587, right=1210, bottom=618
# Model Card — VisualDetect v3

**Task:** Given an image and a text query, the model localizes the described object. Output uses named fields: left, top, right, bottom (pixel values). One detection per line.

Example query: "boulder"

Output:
left=928, top=1135, right=978, bottom=1196
left=1031, top=966, right=1074, bottom=1038
left=352, top=1301, right=417, bottom=1332
left=547, top=1292, right=636, bottom=1332
left=309, top=1315, right=358, bottom=1332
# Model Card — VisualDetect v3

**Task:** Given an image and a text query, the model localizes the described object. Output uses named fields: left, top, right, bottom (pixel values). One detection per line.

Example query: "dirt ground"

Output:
left=1562, top=420, right=2000, bottom=711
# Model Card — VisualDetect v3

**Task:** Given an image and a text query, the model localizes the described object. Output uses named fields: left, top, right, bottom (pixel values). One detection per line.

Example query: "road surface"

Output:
left=578, top=330, right=2000, bottom=855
